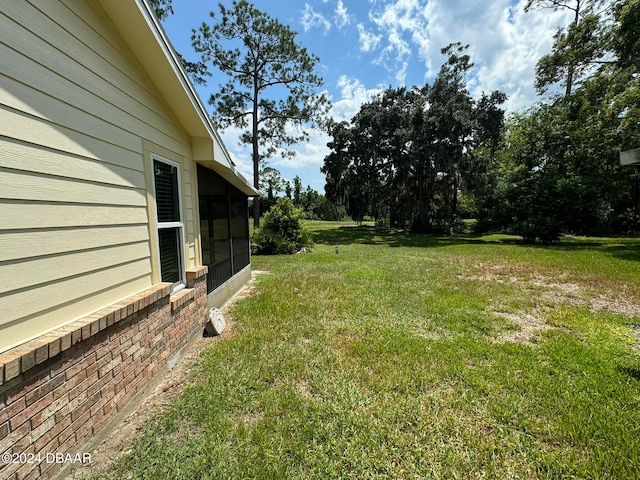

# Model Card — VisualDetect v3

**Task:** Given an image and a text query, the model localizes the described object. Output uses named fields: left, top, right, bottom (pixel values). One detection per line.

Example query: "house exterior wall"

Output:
left=0, top=0, right=201, bottom=352
left=0, top=2, right=254, bottom=477
left=0, top=266, right=208, bottom=480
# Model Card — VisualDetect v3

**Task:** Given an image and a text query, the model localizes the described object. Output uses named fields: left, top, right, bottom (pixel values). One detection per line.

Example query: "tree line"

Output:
left=322, top=0, right=640, bottom=240
left=152, top=0, right=639, bottom=241
left=258, top=167, right=344, bottom=221
left=322, top=43, right=506, bottom=233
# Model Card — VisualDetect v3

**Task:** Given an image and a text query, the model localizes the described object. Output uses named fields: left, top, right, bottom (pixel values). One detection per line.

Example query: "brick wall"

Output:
left=0, top=266, right=208, bottom=480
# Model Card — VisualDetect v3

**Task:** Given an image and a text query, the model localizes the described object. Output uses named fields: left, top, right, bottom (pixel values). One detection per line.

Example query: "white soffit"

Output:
left=620, top=148, right=640, bottom=166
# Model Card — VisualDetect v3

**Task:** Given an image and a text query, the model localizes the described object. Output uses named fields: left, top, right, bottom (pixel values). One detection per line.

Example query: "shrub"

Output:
left=252, top=198, right=313, bottom=254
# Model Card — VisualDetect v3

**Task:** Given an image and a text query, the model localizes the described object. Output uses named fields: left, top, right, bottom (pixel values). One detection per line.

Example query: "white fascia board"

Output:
left=134, top=1, right=241, bottom=171
left=620, top=148, right=640, bottom=166
left=99, top=0, right=246, bottom=180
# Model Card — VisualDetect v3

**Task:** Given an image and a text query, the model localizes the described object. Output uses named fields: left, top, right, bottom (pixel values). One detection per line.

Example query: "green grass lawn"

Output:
left=94, top=223, right=640, bottom=479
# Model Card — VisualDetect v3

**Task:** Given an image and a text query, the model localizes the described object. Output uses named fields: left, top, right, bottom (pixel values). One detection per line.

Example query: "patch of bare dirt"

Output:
left=460, top=262, right=531, bottom=284
left=589, top=296, right=640, bottom=318
left=297, top=379, right=314, bottom=400
left=462, top=261, right=640, bottom=319
left=411, top=327, right=454, bottom=342
left=60, top=272, right=267, bottom=480
left=491, top=310, right=554, bottom=346
left=460, top=261, right=640, bottom=347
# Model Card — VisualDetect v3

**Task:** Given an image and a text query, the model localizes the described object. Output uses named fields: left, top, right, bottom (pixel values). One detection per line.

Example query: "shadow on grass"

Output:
left=602, top=245, right=640, bottom=263
left=312, top=225, right=640, bottom=260
left=619, top=365, right=640, bottom=382
left=522, top=236, right=640, bottom=262
left=312, top=225, right=486, bottom=249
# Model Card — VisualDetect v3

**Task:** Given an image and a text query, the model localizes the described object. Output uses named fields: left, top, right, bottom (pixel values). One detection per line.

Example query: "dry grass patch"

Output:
left=491, top=310, right=555, bottom=345
left=460, top=258, right=640, bottom=347
left=296, top=379, right=315, bottom=400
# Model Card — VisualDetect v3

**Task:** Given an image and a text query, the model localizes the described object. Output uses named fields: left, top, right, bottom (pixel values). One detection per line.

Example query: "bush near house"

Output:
left=252, top=197, right=313, bottom=254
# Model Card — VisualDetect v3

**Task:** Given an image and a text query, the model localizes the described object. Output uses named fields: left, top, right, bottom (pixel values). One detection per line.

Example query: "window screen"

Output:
left=153, top=158, right=183, bottom=287
left=158, top=228, right=181, bottom=284
left=154, top=160, right=180, bottom=222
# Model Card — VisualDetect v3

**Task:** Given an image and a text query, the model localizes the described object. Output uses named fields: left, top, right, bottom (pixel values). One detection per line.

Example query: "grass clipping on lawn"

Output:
left=85, top=226, right=640, bottom=480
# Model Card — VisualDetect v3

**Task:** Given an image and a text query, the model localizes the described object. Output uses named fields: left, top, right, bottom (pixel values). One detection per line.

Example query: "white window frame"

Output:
left=151, top=154, right=185, bottom=292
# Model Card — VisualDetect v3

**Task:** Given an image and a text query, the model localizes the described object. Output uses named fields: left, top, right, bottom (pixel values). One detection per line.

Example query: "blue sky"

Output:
left=161, top=0, right=572, bottom=193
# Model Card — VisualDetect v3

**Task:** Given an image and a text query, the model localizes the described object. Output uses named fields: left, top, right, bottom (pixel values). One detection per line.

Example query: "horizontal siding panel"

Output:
left=186, top=208, right=194, bottom=225
left=59, top=0, right=142, bottom=67
left=0, top=274, right=151, bottom=352
left=1, top=2, right=191, bottom=156
left=0, top=68, right=141, bottom=155
left=30, top=0, right=165, bottom=112
left=0, top=106, right=143, bottom=168
left=184, top=184, right=194, bottom=201
left=0, top=225, right=150, bottom=262
left=0, top=258, right=152, bottom=325
left=187, top=244, right=196, bottom=267
left=0, top=169, right=147, bottom=206
left=0, top=138, right=146, bottom=188
left=1, top=51, right=189, bottom=158
left=0, top=242, right=151, bottom=295
left=186, top=219, right=195, bottom=236
left=0, top=202, right=149, bottom=230
left=2, top=2, right=164, bottom=120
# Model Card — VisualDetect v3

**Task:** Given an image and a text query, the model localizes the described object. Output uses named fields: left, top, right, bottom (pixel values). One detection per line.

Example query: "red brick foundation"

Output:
left=0, top=266, right=208, bottom=480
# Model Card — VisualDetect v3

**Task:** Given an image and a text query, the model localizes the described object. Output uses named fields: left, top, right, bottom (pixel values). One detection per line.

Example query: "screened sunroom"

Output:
left=197, top=164, right=253, bottom=302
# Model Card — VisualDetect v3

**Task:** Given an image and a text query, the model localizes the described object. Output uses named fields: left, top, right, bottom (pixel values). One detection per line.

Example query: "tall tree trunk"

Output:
left=252, top=79, right=260, bottom=228
left=565, top=1, right=581, bottom=96
left=412, top=154, right=430, bottom=233
left=451, top=173, right=459, bottom=230
left=565, top=68, right=574, bottom=97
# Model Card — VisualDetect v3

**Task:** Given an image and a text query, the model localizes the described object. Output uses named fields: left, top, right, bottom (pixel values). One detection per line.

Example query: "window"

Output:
left=153, top=157, right=184, bottom=290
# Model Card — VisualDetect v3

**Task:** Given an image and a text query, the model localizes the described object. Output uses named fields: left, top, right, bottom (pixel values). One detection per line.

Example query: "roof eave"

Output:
left=97, top=0, right=252, bottom=189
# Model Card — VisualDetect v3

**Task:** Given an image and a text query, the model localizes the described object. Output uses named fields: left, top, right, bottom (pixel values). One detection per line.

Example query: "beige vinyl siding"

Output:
left=183, top=164, right=197, bottom=267
left=4, top=0, right=184, bottom=138
left=0, top=0, right=200, bottom=352
left=0, top=203, right=149, bottom=230
left=0, top=168, right=146, bottom=206
left=0, top=138, right=146, bottom=189
left=191, top=165, right=203, bottom=267
left=0, top=268, right=152, bottom=350
left=0, top=225, right=150, bottom=262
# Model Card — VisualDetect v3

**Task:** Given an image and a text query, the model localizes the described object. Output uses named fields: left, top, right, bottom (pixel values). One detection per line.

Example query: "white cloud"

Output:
left=421, top=0, right=572, bottom=111
left=301, top=1, right=351, bottom=33
left=217, top=125, right=253, bottom=181
left=335, top=0, right=350, bottom=28
left=269, top=131, right=331, bottom=170
left=384, top=28, right=411, bottom=59
left=301, top=3, right=331, bottom=32
left=270, top=77, right=384, bottom=172
left=361, top=0, right=574, bottom=111
left=357, top=23, right=381, bottom=52
left=370, top=1, right=421, bottom=53
left=331, top=75, right=384, bottom=122
left=395, top=61, right=408, bottom=85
